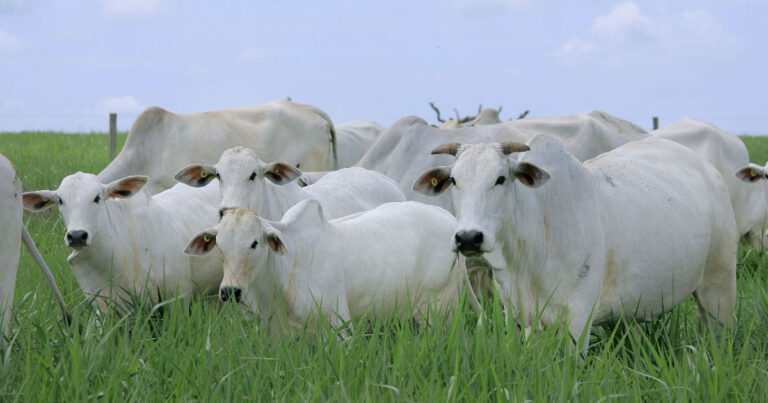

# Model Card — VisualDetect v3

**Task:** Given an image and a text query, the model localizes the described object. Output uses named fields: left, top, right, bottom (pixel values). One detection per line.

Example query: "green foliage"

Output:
left=1, top=132, right=768, bottom=401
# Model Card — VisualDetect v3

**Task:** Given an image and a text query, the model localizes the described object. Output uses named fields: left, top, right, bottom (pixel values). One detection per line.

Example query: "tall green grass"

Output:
left=0, top=132, right=767, bottom=401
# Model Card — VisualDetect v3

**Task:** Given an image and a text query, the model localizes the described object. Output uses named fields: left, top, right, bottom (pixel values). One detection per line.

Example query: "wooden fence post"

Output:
left=109, top=113, right=117, bottom=159
left=653, top=116, right=659, bottom=130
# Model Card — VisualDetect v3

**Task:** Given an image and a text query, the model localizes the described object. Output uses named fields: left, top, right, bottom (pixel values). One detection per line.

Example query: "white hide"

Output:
left=23, top=173, right=223, bottom=312
left=356, top=110, right=648, bottom=211
left=187, top=200, right=473, bottom=336
left=653, top=118, right=768, bottom=248
left=335, top=120, right=384, bottom=168
left=417, top=136, right=737, bottom=352
left=175, top=146, right=405, bottom=221
left=97, top=100, right=337, bottom=194
left=0, top=154, right=22, bottom=336
left=468, top=108, right=502, bottom=127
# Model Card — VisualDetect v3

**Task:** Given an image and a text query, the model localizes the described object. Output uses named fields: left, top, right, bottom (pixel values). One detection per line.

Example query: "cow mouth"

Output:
left=459, top=250, right=482, bottom=257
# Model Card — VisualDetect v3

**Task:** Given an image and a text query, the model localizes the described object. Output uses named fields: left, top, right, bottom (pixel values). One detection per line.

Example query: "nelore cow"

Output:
left=334, top=120, right=384, bottom=167
left=174, top=146, right=405, bottom=221
left=414, top=136, right=737, bottom=353
left=23, top=173, right=223, bottom=312
left=185, top=200, right=480, bottom=337
left=1, top=154, right=70, bottom=335
left=97, top=100, right=338, bottom=194
left=653, top=118, right=768, bottom=249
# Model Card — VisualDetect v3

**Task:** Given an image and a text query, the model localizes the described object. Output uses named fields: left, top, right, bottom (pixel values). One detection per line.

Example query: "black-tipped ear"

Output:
left=262, top=162, right=302, bottom=185
left=265, top=229, right=286, bottom=255
left=736, top=164, right=767, bottom=183
left=184, top=230, right=218, bottom=256
left=22, top=191, right=58, bottom=212
left=175, top=164, right=218, bottom=187
left=107, top=176, right=148, bottom=198
left=513, top=162, right=550, bottom=188
left=412, top=167, right=452, bottom=196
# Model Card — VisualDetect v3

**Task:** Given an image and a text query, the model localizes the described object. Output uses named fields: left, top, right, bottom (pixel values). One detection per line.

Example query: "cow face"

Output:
left=23, top=173, right=147, bottom=249
left=185, top=209, right=285, bottom=308
left=175, top=147, right=302, bottom=217
left=413, top=142, right=548, bottom=256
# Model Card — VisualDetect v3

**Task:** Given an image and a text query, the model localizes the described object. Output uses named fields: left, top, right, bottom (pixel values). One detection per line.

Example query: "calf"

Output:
left=23, top=173, right=223, bottom=311
left=414, top=136, right=737, bottom=352
left=185, top=200, right=479, bottom=337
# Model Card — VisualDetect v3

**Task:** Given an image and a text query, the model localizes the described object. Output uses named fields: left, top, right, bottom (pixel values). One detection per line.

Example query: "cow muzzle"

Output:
left=220, top=286, right=242, bottom=303
left=66, top=230, right=90, bottom=248
left=455, top=230, right=484, bottom=256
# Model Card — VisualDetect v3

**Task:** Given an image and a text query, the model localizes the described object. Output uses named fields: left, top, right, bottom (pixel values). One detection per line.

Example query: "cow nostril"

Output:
left=81, top=232, right=88, bottom=241
left=472, top=232, right=483, bottom=246
left=66, top=233, right=72, bottom=241
left=454, top=233, right=462, bottom=245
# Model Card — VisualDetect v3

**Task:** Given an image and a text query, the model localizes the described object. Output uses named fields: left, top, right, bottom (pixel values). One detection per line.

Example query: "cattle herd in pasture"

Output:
left=3, top=98, right=768, bottom=354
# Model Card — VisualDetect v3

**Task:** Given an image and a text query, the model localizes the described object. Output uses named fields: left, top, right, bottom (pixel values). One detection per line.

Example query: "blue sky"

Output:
left=1, top=0, right=766, bottom=134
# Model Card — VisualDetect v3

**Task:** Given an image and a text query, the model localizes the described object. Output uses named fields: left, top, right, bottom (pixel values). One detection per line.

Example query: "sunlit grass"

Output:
left=0, top=132, right=767, bottom=400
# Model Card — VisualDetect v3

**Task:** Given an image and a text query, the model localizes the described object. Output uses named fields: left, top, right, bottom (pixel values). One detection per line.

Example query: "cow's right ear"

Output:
left=175, top=164, right=218, bottom=187
left=512, top=162, right=550, bottom=188
left=412, top=166, right=452, bottom=196
left=22, top=190, right=58, bottom=212
left=736, top=163, right=768, bottom=183
left=264, top=227, right=286, bottom=255
left=184, top=228, right=218, bottom=256
left=107, top=176, right=148, bottom=199
left=261, top=162, right=302, bottom=185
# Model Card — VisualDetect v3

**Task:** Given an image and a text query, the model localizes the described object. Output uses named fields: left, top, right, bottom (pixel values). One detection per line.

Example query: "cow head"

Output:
left=413, top=142, right=549, bottom=256
left=175, top=146, right=302, bottom=217
left=23, top=173, right=148, bottom=249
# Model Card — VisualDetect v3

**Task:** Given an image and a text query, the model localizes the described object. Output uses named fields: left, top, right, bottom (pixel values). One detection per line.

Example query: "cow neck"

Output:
left=258, top=179, right=311, bottom=220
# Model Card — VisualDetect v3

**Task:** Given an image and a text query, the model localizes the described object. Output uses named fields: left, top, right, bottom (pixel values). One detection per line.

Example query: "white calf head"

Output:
left=174, top=146, right=302, bottom=217
left=413, top=142, right=548, bottom=256
left=22, top=173, right=147, bottom=249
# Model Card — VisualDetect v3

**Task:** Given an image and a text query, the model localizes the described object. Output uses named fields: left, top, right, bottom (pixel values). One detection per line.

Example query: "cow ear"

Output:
left=264, top=228, right=286, bottom=255
left=736, top=163, right=767, bottom=183
left=22, top=190, right=58, bottom=212
left=175, top=164, right=218, bottom=187
left=185, top=228, right=218, bottom=256
left=513, top=162, right=550, bottom=188
left=412, top=166, right=452, bottom=196
left=261, top=162, right=302, bottom=185
left=107, top=176, right=148, bottom=198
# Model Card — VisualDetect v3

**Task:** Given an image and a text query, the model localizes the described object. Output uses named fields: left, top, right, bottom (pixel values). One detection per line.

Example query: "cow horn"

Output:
left=500, top=142, right=530, bottom=155
left=431, top=143, right=463, bottom=156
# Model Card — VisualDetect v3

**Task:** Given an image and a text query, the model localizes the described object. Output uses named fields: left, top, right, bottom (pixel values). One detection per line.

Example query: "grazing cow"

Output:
left=23, top=173, right=223, bottom=312
left=413, top=136, right=737, bottom=352
left=356, top=110, right=648, bottom=211
left=1, top=154, right=70, bottom=335
left=97, top=100, right=338, bottom=194
left=335, top=120, right=384, bottom=167
left=654, top=118, right=768, bottom=248
left=174, top=146, right=405, bottom=220
left=185, top=200, right=479, bottom=337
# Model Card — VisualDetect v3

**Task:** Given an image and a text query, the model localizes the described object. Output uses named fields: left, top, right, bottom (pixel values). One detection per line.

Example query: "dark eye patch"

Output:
left=495, top=176, right=506, bottom=185
left=94, top=195, right=101, bottom=203
left=249, top=172, right=257, bottom=181
left=250, top=240, right=258, bottom=249
left=58, top=198, right=64, bottom=206
left=449, top=177, right=456, bottom=185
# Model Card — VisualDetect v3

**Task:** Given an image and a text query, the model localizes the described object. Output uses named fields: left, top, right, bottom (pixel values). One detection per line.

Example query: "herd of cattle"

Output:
left=2, top=99, right=768, bottom=353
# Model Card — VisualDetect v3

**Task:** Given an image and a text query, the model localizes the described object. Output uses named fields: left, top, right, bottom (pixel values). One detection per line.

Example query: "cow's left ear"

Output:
left=184, top=228, right=218, bottom=256
left=261, top=162, right=302, bottom=185
left=412, top=166, right=452, bottom=196
left=107, top=176, right=148, bottom=198
left=512, top=162, right=550, bottom=188
left=736, top=163, right=768, bottom=183
left=264, top=227, right=286, bottom=255
left=175, top=164, right=218, bottom=187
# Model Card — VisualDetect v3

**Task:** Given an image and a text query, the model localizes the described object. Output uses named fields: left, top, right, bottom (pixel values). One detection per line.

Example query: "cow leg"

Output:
left=693, top=250, right=736, bottom=334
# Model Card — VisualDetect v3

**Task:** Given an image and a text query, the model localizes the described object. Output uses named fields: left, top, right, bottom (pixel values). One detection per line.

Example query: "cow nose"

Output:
left=219, top=207, right=231, bottom=219
left=455, top=230, right=484, bottom=254
left=220, top=286, right=242, bottom=303
left=66, top=230, right=89, bottom=247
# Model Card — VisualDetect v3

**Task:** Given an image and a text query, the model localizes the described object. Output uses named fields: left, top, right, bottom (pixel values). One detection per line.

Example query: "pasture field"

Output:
left=2, top=131, right=768, bottom=401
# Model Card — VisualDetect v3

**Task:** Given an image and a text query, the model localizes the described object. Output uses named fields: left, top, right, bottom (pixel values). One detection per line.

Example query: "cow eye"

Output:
left=93, top=195, right=101, bottom=203
left=250, top=240, right=258, bottom=249
left=249, top=172, right=256, bottom=181
left=58, top=198, right=64, bottom=206
left=449, top=177, right=456, bottom=185
left=495, top=176, right=506, bottom=185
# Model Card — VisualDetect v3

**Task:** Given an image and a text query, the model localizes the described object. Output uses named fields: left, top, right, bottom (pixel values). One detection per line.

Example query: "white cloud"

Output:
left=0, top=30, right=23, bottom=54
left=236, top=47, right=266, bottom=61
left=96, top=96, right=144, bottom=114
left=553, top=2, right=744, bottom=64
left=98, top=0, right=164, bottom=20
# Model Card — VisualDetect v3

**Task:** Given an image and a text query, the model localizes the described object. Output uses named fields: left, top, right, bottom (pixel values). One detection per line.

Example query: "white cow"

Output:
left=23, top=173, right=223, bottom=312
left=334, top=120, right=384, bottom=168
left=185, top=200, right=479, bottom=337
left=356, top=110, right=648, bottom=211
left=97, top=100, right=338, bottom=194
left=174, top=146, right=405, bottom=220
left=413, top=136, right=737, bottom=352
left=653, top=118, right=768, bottom=248
left=1, top=154, right=70, bottom=335
left=467, top=108, right=502, bottom=127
